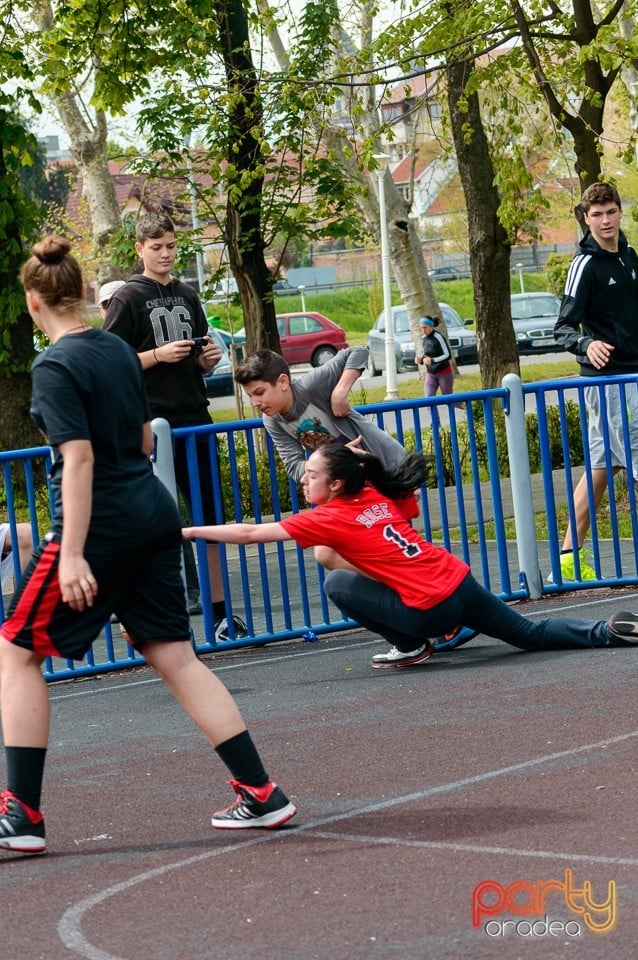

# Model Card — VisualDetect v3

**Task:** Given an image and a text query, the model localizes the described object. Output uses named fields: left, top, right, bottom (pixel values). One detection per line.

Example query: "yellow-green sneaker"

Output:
left=559, top=548, right=597, bottom=581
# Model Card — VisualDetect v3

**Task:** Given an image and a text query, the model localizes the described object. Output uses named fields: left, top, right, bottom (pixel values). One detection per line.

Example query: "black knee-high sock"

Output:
left=5, top=746, right=47, bottom=811
left=214, top=731, right=269, bottom=787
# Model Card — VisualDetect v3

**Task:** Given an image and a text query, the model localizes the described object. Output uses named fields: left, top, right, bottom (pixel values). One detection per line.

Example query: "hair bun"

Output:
left=32, top=234, right=71, bottom=265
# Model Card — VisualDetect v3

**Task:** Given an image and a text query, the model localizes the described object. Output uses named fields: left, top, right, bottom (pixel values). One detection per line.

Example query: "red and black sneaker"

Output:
left=211, top=780, right=297, bottom=830
left=0, top=789, right=46, bottom=854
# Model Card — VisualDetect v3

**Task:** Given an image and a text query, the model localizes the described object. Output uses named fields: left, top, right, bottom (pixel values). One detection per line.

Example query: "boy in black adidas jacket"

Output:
left=553, top=181, right=638, bottom=581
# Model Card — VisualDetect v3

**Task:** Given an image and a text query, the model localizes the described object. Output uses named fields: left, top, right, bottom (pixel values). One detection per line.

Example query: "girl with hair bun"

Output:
left=185, top=444, right=636, bottom=669
left=0, top=236, right=295, bottom=854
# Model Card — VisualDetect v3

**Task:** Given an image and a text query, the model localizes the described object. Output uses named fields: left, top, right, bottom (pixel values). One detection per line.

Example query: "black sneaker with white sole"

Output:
left=211, top=780, right=297, bottom=829
left=608, top=611, right=638, bottom=643
left=214, top=615, right=248, bottom=643
left=0, top=790, right=46, bottom=854
left=371, top=641, right=434, bottom=669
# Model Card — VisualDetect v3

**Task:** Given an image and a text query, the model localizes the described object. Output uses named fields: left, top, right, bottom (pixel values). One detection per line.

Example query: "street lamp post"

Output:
left=185, top=134, right=205, bottom=293
left=374, top=154, right=398, bottom=400
left=516, top=262, right=525, bottom=294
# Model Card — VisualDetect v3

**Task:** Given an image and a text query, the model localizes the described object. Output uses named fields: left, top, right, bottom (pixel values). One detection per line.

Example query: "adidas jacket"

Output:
left=554, top=229, right=638, bottom=376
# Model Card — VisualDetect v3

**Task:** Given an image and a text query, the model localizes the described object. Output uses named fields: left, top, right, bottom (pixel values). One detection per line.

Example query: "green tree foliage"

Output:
left=28, top=0, right=364, bottom=353
left=0, top=9, right=48, bottom=453
left=17, top=136, right=71, bottom=219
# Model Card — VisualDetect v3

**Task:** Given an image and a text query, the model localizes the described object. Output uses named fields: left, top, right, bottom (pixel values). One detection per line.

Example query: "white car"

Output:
left=366, top=302, right=478, bottom=374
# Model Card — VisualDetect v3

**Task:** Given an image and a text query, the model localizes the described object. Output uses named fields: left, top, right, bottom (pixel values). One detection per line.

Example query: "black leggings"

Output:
left=323, top=570, right=616, bottom=652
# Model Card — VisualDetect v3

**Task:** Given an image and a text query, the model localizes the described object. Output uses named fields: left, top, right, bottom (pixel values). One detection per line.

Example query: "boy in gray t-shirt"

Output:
left=235, top=347, right=407, bottom=483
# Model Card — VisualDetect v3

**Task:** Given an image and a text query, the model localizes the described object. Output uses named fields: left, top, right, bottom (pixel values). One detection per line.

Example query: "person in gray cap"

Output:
left=97, top=280, right=126, bottom=319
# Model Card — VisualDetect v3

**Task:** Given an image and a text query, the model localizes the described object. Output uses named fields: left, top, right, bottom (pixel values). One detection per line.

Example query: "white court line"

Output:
left=48, top=591, right=628, bottom=702
left=58, top=727, right=638, bottom=960
left=310, top=831, right=638, bottom=868
left=48, top=637, right=377, bottom=700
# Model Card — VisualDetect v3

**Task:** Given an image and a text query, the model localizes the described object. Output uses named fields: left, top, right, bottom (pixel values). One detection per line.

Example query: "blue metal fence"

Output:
left=2, top=372, right=637, bottom=682
left=525, top=371, right=638, bottom=592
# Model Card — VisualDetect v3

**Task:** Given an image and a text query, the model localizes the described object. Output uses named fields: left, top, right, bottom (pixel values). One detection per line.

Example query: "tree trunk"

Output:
left=446, top=59, right=518, bottom=388
left=30, top=0, right=124, bottom=280
left=509, top=0, right=617, bottom=195
left=264, top=6, right=442, bottom=359
left=0, top=114, right=42, bottom=455
left=619, top=8, right=638, bottom=162
left=216, top=0, right=280, bottom=356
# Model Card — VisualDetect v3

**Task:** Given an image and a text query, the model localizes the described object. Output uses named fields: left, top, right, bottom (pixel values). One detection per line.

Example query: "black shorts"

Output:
left=1, top=530, right=190, bottom=661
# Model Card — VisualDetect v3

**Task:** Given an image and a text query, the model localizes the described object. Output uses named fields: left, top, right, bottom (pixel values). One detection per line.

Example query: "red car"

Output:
left=276, top=312, right=348, bottom=366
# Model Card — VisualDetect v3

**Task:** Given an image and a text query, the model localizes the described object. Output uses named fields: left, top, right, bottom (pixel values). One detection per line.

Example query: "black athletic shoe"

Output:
left=214, top=615, right=248, bottom=643
left=0, top=790, right=46, bottom=854
left=211, top=780, right=297, bottom=830
left=608, top=611, right=638, bottom=643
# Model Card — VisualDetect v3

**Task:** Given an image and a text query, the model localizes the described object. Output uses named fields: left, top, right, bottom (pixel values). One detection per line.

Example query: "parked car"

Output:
left=428, top=265, right=468, bottom=282
left=273, top=278, right=296, bottom=292
left=510, top=292, right=563, bottom=354
left=213, top=327, right=247, bottom=352
left=202, top=327, right=235, bottom=397
left=367, top=303, right=478, bottom=375
left=236, top=312, right=348, bottom=367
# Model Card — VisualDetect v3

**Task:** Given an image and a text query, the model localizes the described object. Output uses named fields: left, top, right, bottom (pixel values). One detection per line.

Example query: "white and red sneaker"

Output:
left=371, top=641, right=434, bottom=668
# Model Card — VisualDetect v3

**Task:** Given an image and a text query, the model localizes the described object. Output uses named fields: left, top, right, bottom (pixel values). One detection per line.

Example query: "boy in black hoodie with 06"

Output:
left=103, top=212, right=247, bottom=643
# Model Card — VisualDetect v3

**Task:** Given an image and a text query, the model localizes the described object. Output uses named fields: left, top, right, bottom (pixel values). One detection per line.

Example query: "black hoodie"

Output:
left=104, top=274, right=209, bottom=426
left=554, top=229, right=638, bottom=376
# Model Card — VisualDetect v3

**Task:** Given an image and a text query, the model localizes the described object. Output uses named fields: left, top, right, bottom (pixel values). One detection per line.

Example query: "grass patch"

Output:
left=454, top=479, right=637, bottom=543
left=209, top=272, right=554, bottom=344
left=212, top=358, right=579, bottom=422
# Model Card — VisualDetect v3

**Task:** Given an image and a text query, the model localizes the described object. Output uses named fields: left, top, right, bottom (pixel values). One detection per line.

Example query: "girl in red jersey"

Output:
left=184, top=444, right=634, bottom=668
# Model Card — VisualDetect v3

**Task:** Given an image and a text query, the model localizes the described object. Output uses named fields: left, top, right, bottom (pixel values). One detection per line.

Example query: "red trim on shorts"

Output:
left=1, top=541, right=61, bottom=657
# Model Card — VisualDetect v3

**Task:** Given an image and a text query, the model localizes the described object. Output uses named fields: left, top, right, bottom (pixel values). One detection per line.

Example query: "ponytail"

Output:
left=317, top=444, right=426, bottom=498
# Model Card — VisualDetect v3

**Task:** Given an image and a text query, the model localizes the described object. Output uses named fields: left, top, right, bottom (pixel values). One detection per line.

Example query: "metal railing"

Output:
left=2, top=372, right=637, bottom=682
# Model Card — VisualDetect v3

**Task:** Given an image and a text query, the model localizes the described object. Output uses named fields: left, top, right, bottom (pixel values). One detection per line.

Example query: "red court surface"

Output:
left=1, top=589, right=636, bottom=959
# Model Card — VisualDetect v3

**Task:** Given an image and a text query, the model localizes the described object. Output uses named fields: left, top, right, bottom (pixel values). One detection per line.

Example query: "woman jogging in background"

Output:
left=184, top=445, right=636, bottom=669
left=415, top=316, right=454, bottom=398
left=0, top=236, right=295, bottom=855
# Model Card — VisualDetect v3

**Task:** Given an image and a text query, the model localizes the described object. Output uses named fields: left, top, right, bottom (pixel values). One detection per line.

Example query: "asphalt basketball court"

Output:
left=1, top=588, right=637, bottom=960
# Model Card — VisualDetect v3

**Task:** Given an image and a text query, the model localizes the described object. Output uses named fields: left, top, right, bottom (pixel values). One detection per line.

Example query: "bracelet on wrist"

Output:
left=153, top=347, right=159, bottom=364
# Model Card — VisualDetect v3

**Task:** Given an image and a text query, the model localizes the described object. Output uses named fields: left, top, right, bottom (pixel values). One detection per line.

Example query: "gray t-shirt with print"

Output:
left=262, top=346, right=407, bottom=482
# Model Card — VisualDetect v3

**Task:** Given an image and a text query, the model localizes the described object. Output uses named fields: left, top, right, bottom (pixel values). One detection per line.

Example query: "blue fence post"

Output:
left=502, top=373, right=543, bottom=598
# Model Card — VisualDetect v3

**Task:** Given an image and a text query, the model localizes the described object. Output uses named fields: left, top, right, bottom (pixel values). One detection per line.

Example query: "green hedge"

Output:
left=214, top=401, right=586, bottom=516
